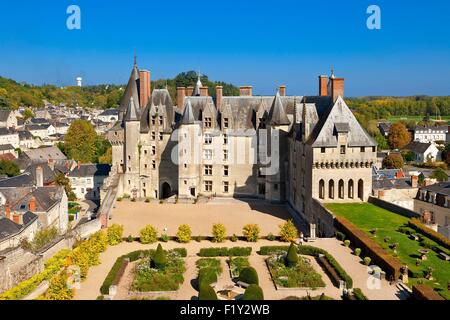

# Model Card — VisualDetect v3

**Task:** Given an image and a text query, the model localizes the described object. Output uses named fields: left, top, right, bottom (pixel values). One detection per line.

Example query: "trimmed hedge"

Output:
left=335, top=216, right=403, bottom=280
left=198, top=284, right=218, bottom=300
left=286, top=244, right=299, bottom=267
left=198, top=247, right=252, bottom=257
left=242, top=284, right=264, bottom=300
left=198, top=268, right=218, bottom=287
left=409, top=218, right=450, bottom=250
left=239, top=267, right=259, bottom=285
left=352, top=288, right=368, bottom=300
left=259, top=245, right=353, bottom=288
left=412, top=284, right=445, bottom=300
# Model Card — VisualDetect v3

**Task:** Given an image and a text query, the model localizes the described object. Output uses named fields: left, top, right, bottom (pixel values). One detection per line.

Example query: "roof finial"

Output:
left=330, top=66, right=335, bottom=79
left=134, top=49, right=137, bottom=66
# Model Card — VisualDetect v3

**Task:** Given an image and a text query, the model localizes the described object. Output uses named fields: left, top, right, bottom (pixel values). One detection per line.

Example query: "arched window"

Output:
left=348, top=179, right=354, bottom=199
left=338, top=179, right=344, bottom=199
left=328, top=180, right=335, bottom=199
left=319, top=179, right=325, bottom=199
left=358, top=179, right=364, bottom=200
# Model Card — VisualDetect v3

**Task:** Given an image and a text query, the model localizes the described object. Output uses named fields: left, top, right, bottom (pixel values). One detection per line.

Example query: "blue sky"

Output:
left=0, top=0, right=449, bottom=96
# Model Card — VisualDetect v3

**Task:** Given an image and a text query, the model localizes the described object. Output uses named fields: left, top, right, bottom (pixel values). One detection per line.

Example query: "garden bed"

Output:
left=228, top=257, right=250, bottom=279
left=198, top=247, right=252, bottom=257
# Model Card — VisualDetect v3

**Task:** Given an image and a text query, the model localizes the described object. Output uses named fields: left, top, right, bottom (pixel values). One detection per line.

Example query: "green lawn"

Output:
left=387, top=115, right=450, bottom=124
left=326, top=203, right=450, bottom=299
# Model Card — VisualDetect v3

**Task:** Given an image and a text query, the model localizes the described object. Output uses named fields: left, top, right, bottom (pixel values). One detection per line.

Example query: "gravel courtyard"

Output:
left=110, top=199, right=294, bottom=237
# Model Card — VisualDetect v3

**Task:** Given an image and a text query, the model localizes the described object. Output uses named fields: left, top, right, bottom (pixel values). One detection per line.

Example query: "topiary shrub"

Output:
left=285, top=243, right=299, bottom=267
left=107, top=224, right=124, bottom=246
left=139, top=225, right=158, bottom=244
left=152, top=244, right=167, bottom=269
left=335, top=231, right=346, bottom=241
left=239, top=267, right=259, bottom=285
left=212, top=223, right=227, bottom=243
left=198, top=267, right=218, bottom=287
left=363, top=257, right=371, bottom=266
left=278, top=220, right=299, bottom=242
left=198, top=284, right=218, bottom=300
left=243, top=224, right=260, bottom=242
left=176, top=224, right=192, bottom=243
left=231, top=234, right=239, bottom=242
left=266, top=233, right=277, bottom=241
left=354, top=248, right=361, bottom=256
left=242, top=284, right=264, bottom=300
left=344, top=240, right=350, bottom=247
left=160, top=234, right=169, bottom=242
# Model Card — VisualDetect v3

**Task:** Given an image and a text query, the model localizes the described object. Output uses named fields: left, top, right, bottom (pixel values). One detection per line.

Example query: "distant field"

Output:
left=386, top=115, right=450, bottom=123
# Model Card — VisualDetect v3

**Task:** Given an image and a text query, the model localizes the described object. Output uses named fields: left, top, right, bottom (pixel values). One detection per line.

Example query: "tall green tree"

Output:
left=64, top=120, right=99, bottom=163
left=0, top=160, right=20, bottom=177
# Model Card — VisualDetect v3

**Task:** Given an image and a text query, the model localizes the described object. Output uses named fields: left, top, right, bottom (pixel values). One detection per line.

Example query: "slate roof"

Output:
left=0, top=110, right=12, bottom=122
left=0, top=173, right=35, bottom=188
left=22, top=147, right=67, bottom=163
left=124, top=97, right=140, bottom=121
left=0, top=128, right=16, bottom=136
left=404, top=141, right=433, bottom=154
left=24, top=163, right=56, bottom=185
left=68, top=164, right=111, bottom=178
left=99, top=109, right=119, bottom=116
left=419, top=182, right=450, bottom=197
left=267, top=91, right=290, bottom=126
left=0, top=217, right=22, bottom=241
left=0, top=144, right=15, bottom=151
left=181, top=99, right=196, bottom=125
left=30, top=118, right=50, bottom=124
left=25, top=124, right=51, bottom=131
left=118, top=64, right=140, bottom=121
left=18, top=130, right=34, bottom=140
left=414, top=125, right=448, bottom=132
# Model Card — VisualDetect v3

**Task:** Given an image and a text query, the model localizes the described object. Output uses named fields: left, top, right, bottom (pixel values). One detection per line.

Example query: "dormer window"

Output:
left=159, top=116, right=163, bottom=125
left=360, top=147, right=365, bottom=153
left=223, top=118, right=229, bottom=129
left=204, top=134, right=212, bottom=145
left=151, top=116, right=156, bottom=125
left=340, top=145, right=346, bottom=154
left=204, top=117, right=212, bottom=128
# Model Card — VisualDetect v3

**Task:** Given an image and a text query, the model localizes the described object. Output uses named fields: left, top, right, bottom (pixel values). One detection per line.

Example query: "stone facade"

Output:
left=108, top=63, right=377, bottom=234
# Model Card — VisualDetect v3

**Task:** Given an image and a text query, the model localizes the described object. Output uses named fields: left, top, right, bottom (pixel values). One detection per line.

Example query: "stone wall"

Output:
left=368, top=196, right=420, bottom=219
left=311, top=198, right=336, bottom=237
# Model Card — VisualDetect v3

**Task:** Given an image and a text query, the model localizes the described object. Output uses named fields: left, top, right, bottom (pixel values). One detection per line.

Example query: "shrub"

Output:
left=152, top=244, right=167, bottom=269
left=243, top=224, right=260, bottom=242
left=352, top=288, right=368, bottom=300
left=198, top=247, right=252, bottom=257
left=231, top=234, right=239, bottom=242
left=344, top=240, right=351, bottom=247
left=242, top=284, right=264, bottom=300
left=266, top=233, right=277, bottom=241
left=409, top=218, right=450, bottom=250
left=335, top=231, right=346, bottom=241
left=198, top=284, right=218, bottom=300
left=172, top=248, right=188, bottom=257
left=176, top=224, right=192, bottom=243
left=194, top=236, right=202, bottom=242
left=126, top=235, right=134, bottom=243
left=278, top=220, right=299, bottom=242
left=363, top=257, right=371, bottom=265
left=354, top=248, right=361, bottom=256
left=285, top=243, right=299, bottom=267
left=212, top=223, right=227, bottom=243
left=107, top=224, right=124, bottom=246
left=31, top=227, right=59, bottom=252
left=239, top=267, right=259, bottom=285
left=198, top=268, right=218, bottom=287
left=160, top=234, right=170, bottom=242
left=259, top=246, right=290, bottom=255
left=44, top=272, right=74, bottom=300
left=139, top=225, right=158, bottom=244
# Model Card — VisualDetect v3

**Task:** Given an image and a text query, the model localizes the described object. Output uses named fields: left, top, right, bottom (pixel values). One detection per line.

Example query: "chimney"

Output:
left=177, top=87, right=186, bottom=109
left=411, top=175, right=418, bottom=188
left=29, top=196, right=37, bottom=212
left=331, top=76, right=345, bottom=102
left=36, top=166, right=44, bottom=187
left=5, top=203, right=11, bottom=220
left=48, top=159, right=54, bottom=171
left=215, top=86, right=223, bottom=110
left=279, top=85, right=286, bottom=97
left=139, top=70, right=151, bottom=108
left=319, top=75, right=328, bottom=96
left=239, top=86, right=253, bottom=96
left=13, top=213, right=23, bottom=225
left=200, top=86, right=209, bottom=97
left=186, top=86, right=194, bottom=97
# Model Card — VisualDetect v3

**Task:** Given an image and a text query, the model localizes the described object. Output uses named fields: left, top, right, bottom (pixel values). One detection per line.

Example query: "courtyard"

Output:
left=110, top=199, right=294, bottom=238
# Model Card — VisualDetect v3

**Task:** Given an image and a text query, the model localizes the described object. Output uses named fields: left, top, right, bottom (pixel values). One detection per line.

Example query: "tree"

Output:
left=242, top=224, right=260, bottom=242
left=55, top=172, right=77, bottom=201
left=211, top=223, right=227, bottom=243
left=198, top=284, right=218, bottom=301
left=374, top=133, right=389, bottom=150
left=64, top=120, right=99, bottom=163
left=430, top=168, right=448, bottom=182
left=0, top=160, right=20, bottom=177
left=152, top=244, right=167, bottom=269
left=388, top=122, right=411, bottom=149
left=242, top=284, right=264, bottom=300
left=44, top=272, right=74, bottom=300
left=278, top=220, right=299, bottom=242
left=382, top=154, right=404, bottom=169
left=23, top=108, right=34, bottom=120
left=176, top=224, right=192, bottom=243
left=139, top=225, right=158, bottom=244
left=239, top=267, right=259, bottom=285
left=285, top=243, right=299, bottom=267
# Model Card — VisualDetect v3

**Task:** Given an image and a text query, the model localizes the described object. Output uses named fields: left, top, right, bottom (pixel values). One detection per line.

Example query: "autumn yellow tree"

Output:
left=388, top=122, right=411, bottom=149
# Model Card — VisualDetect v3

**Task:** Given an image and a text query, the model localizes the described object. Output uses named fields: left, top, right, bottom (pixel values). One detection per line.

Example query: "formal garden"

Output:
left=326, top=203, right=450, bottom=300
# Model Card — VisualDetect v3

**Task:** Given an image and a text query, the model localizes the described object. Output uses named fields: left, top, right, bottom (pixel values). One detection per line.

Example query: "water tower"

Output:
left=76, top=77, right=83, bottom=87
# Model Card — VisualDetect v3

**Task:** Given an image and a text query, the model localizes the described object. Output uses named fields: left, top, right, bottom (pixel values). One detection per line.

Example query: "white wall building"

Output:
left=413, top=126, right=448, bottom=144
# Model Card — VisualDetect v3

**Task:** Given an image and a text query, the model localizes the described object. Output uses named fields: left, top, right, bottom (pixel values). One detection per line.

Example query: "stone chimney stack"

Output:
left=186, top=86, right=194, bottom=97
left=5, top=203, right=11, bottom=220
left=36, top=166, right=44, bottom=187
left=215, top=86, right=223, bottom=110
left=279, top=85, right=286, bottom=97
left=177, top=87, right=186, bottom=109
left=239, top=86, right=253, bottom=96
left=330, top=76, right=345, bottom=102
left=13, top=213, right=23, bottom=225
left=29, top=196, right=37, bottom=212
left=319, top=75, right=328, bottom=96
left=411, top=175, right=418, bottom=188
left=200, top=86, right=209, bottom=97
left=139, top=70, right=151, bottom=108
